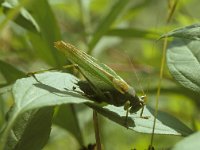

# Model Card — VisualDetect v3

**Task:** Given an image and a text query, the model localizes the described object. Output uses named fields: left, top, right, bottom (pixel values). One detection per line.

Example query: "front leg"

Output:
left=123, top=100, right=131, bottom=128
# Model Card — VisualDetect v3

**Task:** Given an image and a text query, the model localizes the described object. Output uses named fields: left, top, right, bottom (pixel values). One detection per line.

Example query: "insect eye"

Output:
left=140, top=95, right=147, bottom=103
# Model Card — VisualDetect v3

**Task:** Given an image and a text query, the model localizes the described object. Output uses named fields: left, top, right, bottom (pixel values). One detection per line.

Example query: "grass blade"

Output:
left=88, top=0, right=130, bottom=53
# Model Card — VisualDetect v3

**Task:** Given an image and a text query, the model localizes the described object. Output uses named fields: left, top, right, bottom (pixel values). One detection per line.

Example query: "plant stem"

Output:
left=93, top=111, right=102, bottom=150
left=149, top=0, right=179, bottom=149
left=150, top=37, right=168, bottom=148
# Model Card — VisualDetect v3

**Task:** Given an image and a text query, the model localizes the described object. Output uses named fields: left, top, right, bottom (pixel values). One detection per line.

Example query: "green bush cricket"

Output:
left=54, top=41, right=147, bottom=124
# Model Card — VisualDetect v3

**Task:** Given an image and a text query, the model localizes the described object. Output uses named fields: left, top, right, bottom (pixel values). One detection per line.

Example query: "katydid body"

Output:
left=54, top=41, right=145, bottom=114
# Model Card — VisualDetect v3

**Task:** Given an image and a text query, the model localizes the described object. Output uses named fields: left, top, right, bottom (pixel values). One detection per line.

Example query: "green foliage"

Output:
left=87, top=103, right=193, bottom=136
left=162, top=23, right=200, bottom=150
left=0, top=60, right=25, bottom=86
left=0, top=0, right=200, bottom=149
left=2, top=0, right=40, bottom=32
left=1, top=72, right=193, bottom=149
left=167, top=38, right=200, bottom=93
left=0, top=72, right=90, bottom=149
left=3, top=108, right=53, bottom=150
left=161, top=23, right=200, bottom=40
left=106, top=28, right=158, bottom=39
left=172, top=131, right=200, bottom=150
left=88, top=0, right=130, bottom=52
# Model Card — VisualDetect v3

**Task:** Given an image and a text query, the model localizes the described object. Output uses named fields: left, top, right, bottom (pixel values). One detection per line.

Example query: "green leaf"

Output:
left=0, top=95, right=6, bottom=127
left=2, top=0, right=40, bottom=32
left=1, top=0, right=64, bottom=66
left=88, top=0, right=130, bottom=53
left=160, top=23, right=200, bottom=40
left=3, top=107, right=53, bottom=150
left=0, top=72, right=193, bottom=150
left=0, top=60, right=25, bottom=85
left=167, top=39, right=200, bottom=93
left=87, top=103, right=193, bottom=136
left=28, top=33, right=59, bottom=66
left=27, top=0, right=65, bottom=66
left=0, top=0, right=4, bottom=4
left=13, top=72, right=192, bottom=136
left=172, top=132, right=200, bottom=150
left=106, top=28, right=159, bottom=40
left=0, top=72, right=89, bottom=149
left=12, top=72, right=90, bottom=111
left=53, top=105, right=84, bottom=145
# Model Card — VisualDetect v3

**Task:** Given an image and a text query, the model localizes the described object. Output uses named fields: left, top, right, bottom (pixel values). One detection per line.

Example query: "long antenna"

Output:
left=128, top=56, right=145, bottom=96
left=109, top=50, right=146, bottom=96
left=149, top=0, right=179, bottom=149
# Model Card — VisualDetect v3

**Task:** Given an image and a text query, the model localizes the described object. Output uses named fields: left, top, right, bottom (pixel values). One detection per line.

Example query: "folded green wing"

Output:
left=54, top=41, right=125, bottom=90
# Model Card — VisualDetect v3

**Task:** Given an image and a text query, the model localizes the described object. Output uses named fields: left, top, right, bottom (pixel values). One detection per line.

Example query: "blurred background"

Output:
left=0, top=0, right=200, bottom=149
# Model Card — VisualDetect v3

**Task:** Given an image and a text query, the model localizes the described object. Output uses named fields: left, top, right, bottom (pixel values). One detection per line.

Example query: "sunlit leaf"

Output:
left=12, top=72, right=89, bottom=111
left=167, top=39, right=200, bottom=93
left=0, top=71, right=194, bottom=149
left=87, top=103, right=193, bottom=136
left=160, top=23, right=200, bottom=40
left=12, top=72, right=192, bottom=136
left=0, top=72, right=89, bottom=150
left=172, top=132, right=200, bottom=150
